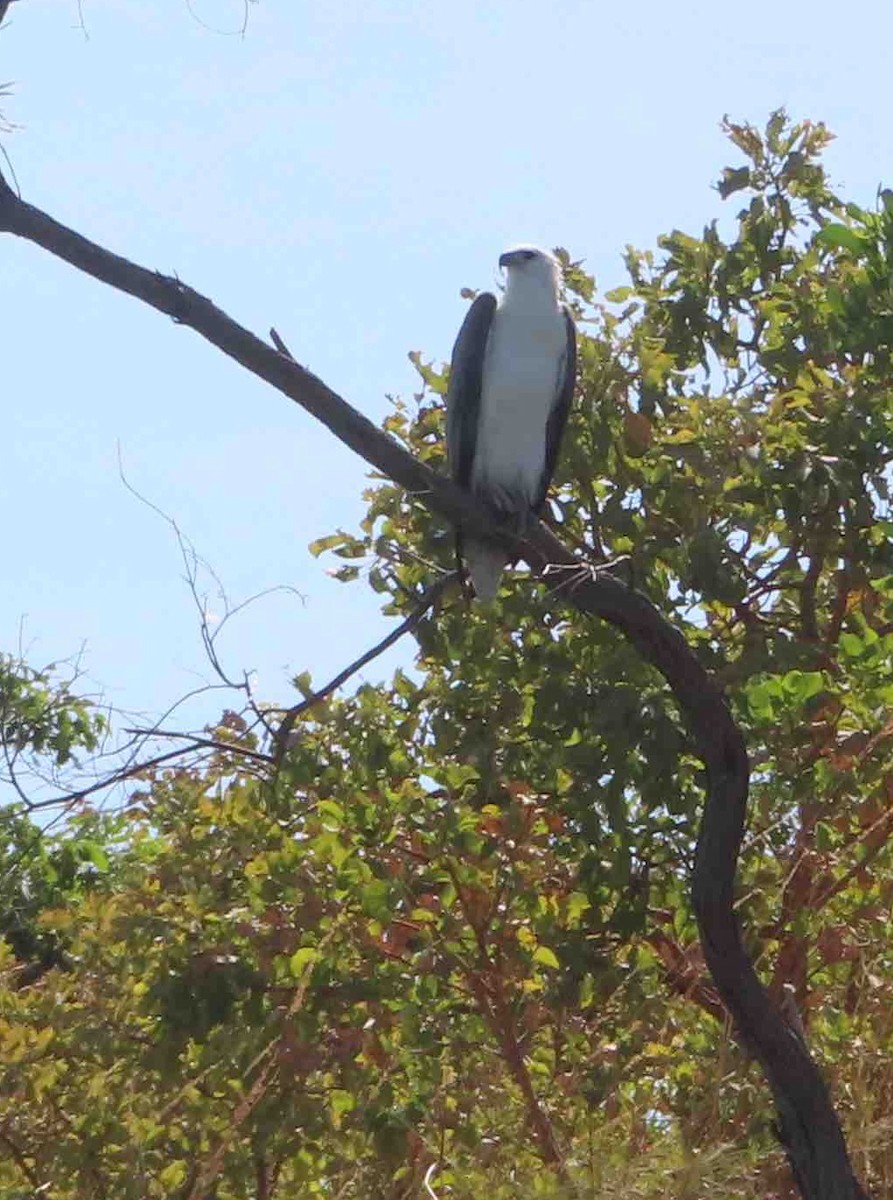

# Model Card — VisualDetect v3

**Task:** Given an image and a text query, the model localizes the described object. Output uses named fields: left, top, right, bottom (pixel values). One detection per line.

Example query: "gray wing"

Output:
left=534, top=305, right=577, bottom=513
left=445, top=292, right=497, bottom=488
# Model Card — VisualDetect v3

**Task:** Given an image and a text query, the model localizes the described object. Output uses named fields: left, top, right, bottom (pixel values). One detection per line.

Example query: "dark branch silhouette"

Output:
left=0, top=167, right=871, bottom=1200
left=270, top=572, right=455, bottom=764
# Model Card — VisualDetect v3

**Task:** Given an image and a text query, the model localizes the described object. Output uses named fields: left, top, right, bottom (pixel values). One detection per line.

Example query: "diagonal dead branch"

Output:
left=121, top=727, right=272, bottom=766
left=22, top=742, right=220, bottom=812
left=0, top=167, right=870, bottom=1200
left=271, top=572, right=454, bottom=764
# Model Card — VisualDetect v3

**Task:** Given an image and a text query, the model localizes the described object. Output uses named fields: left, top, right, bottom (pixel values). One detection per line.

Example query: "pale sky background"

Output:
left=2, top=1, right=891, bottom=762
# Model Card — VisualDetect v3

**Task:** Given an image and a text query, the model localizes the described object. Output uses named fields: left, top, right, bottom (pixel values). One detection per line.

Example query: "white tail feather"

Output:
left=465, top=539, right=506, bottom=603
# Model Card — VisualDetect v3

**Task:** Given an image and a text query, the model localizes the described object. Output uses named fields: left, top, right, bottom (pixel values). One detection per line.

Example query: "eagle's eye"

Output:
left=521, top=250, right=536, bottom=261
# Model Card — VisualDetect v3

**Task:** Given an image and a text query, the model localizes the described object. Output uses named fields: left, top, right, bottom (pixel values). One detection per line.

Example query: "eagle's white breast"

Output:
left=471, top=286, right=567, bottom=510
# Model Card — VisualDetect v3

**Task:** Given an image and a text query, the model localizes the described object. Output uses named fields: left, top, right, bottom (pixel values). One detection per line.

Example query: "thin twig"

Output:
left=272, top=573, right=454, bottom=762
left=122, top=727, right=272, bottom=766
left=269, top=326, right=292, bottom=357
left=23, top=744, right=211, bottom=812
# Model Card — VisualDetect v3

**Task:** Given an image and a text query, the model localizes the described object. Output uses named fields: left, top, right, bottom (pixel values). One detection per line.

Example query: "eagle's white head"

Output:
left=498, top=245, right=563, bottom=299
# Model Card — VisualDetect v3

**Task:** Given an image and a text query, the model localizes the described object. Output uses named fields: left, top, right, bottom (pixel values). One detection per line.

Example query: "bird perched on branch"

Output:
left=446, top=246, right=576, bottom=602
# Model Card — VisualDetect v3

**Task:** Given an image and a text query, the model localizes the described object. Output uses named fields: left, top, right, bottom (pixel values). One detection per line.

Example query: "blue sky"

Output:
left=2, top=0, right=891, bottom=748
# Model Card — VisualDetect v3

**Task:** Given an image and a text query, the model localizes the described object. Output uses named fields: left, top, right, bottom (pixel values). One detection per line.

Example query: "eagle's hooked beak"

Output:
left=499, top=248, right=538, bottom=270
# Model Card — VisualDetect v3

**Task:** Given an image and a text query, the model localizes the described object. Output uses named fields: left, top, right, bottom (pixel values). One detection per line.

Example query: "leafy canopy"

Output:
left=1, top=112, right=891, bottom=1199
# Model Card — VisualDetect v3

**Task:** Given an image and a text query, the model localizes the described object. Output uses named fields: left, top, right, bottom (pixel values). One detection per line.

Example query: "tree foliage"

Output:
left=0, top=113, right=890, bottom=1198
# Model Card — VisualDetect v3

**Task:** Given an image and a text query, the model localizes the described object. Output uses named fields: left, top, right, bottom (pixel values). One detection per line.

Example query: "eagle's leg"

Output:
left=542, top=554, right=634, bottom=592
left=488, top=486, right=534, bottom=536
left=454, top=529, right=474, bottom=606
left=513, top=507, right=537, bottom=536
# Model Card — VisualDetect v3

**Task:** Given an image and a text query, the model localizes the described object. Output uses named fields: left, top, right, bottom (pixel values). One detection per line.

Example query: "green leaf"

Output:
left=781, top=670, right=825, bottom=704
left=839, top=631, right=865, bottom=658
left=330, top=564, right=360, bottom=583
left=317, top=799, right=345, bottom=827
left=746, top=679, right=777, bottom=720
left=815, top=224, right=865, bottom=254
left=532, top=945, right=560, bottom=970
left=717, top=166, right=751, bottom=199
left=360, top=879, right=392, bottom=921
left=308, top=532, right=346, bottom=557
left=288, top=946, right=319, bottom=976
left=159, top=1162, right=188, bottom=1189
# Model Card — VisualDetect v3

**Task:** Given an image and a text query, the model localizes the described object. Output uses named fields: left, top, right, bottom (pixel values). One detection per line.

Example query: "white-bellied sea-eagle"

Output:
left=446, top=246, right=577, bottom=601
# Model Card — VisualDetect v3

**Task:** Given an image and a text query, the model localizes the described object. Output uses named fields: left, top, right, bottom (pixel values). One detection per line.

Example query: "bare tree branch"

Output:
left=121, top=727, right=272, bottom=766
left=23, top=743, right=219, bottom=812
left=271, top=572, right=454, bottom=763
left=0, top=171, right=515, bottom=554
left=184, top=0, right=255, bottom=39
left=0, top=168, right=870, bottom=1200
